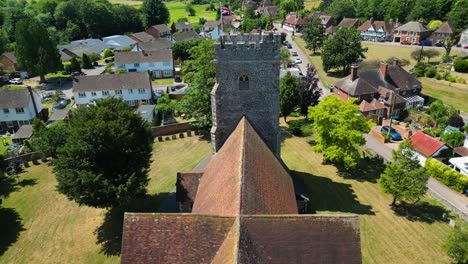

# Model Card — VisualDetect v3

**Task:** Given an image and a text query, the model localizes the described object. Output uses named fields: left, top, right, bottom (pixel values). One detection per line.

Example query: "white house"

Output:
left=72, top=72, right=153, bottom=107
left=0, top=88, right=42, bottom=132
left=449, top=156, right=468, bottom=176
left=357, top=19, right=393, bottom=41
left=410, top=131, right=449, bottom=166
left=102, top=35, right=137, bottom=51
left=114, top=50, right=174, bottom=79
left=203, top=21, right=222, bottom=39
left=460, top=28, right=468, bottom=48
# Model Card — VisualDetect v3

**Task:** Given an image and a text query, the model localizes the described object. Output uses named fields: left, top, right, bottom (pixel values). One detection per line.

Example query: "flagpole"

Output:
left=220, top=1, right=224, bottom=35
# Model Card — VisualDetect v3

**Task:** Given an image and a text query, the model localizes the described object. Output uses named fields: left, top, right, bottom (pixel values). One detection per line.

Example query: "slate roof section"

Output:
left=434, top=22, right=455, bottom=34
left=377, top=86, right=406, bottom=105
left=13, top=124, right=32, bottom=140
left=192, top=117, right=298, bottom=216
left=172, top=31, right=200, bottom=42
left=0, top=89, right=31, bottom=108
left=59, top=39, right=110, bottom=54
left=102, top=35, right=136, bottom=50
left=387, top=65, right=422, bottom=91
left=114, top=49, right=173, bottom=64
left=137, top=38, right=172, bottom=52
left=150, top=24, right=170, bottom=32
left=173, top=22, right=193, bottom=31
left=396, top=21, right=432, bottom=33
left=338, top=18, right=360, bottom=28
left=48, top=109, right=71, bottom=122
left=72, top=72, right=151, bottom=92
left=130, top=32, right=155, bottom=43
left=410, top=131, right=446, bottom=157
left=136, top=104, right=155, bottom=123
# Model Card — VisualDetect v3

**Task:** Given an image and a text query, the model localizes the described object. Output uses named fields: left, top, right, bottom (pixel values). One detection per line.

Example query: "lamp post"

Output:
left=387, top=88, right=400, bottom=142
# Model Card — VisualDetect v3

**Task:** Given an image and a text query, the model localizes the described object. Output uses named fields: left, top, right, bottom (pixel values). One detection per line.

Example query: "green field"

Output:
left=304, top=0, right=321, bottom=9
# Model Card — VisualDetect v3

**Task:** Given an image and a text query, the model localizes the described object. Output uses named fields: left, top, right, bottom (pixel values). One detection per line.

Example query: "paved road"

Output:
left=365, top=133, right=468, bottom=221
left=362, top=40, right=467, bottom=53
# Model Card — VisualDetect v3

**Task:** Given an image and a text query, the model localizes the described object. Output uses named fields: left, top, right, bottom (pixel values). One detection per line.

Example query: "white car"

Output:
left=9, top=78, right=22, bottom=84
left=294, top=58, right=302, bottom=64
left=291, top=51, right=298, bottom=56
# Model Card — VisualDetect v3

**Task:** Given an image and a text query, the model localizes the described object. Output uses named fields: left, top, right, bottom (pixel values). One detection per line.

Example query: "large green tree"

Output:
left=441, top=131, right=465, bottom=148
left=141, top=0, right=170, bottom=29
left=308, top=96, right=371, bottom=169
left=280, top=72, right=301, bottom=122
left=15, top=16, right=61, bottom=83
left=280, top=46, right=291, bottom=68
left=303, top=17, right=325, bottom=54
left=326, top=0, right=356, bottom=21
left=378, top=143, right=428, bottom=206
left=156, top=94, right=177, bottom=123
left=179, top=40, right=216, bottom=128
left=444, top=222, right=468, bottom=264
left=447, top=0, right=468, bottom=34
left=54, top=98, right=153, bottom=208
left=299, top=65, right=321, bottom=118
left=321, top=27, right=368, bottom=73
left=33, top=121, right=70, bottom=158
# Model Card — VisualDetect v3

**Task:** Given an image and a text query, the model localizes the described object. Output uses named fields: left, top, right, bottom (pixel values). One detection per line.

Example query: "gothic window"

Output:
left=239, top=75, right=249, bottom=90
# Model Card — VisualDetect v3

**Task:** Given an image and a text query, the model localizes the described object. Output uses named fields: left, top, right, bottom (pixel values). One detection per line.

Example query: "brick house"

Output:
left=0, top=87, right=42, bottom=132
left=0, top=52, right=19, bottom=72
left=171, top=22, right=193, bottom=33
left=431, top=22, right=455, bottom=44
left=393, top=21, right=432, bottom=44
left=334, top=60, right=424, bottom=118
left=146, top=24, right=172, bottom=39
left=282, top=12, right=306, bottom=33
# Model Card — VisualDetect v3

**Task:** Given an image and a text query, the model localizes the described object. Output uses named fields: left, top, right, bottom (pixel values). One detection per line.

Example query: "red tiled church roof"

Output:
left=410, top=131, right=446, bottom=157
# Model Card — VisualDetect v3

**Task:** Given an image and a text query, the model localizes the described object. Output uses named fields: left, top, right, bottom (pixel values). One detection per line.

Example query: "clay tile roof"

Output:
left=176, top=172, right=203, bottom=203
left=284, top=13, right=306, bottom=26
left=172, top=31, right=200, bottom=42
left=326, top=25, right=335, bottom=34
left=192, top=117, right=298, bottom=216
left=396, top=21, right=431, bottom=33
left=130, top=32, right=155, bottom=43
left=2, top=52, right=17, bottom=63
left=137, top=38, right=172, bottom=52
left=377, top=86, right=406, bottom=105
left=435, top=22, right=455, bottom=34
left=454, top=147, right=468, bottom=157
left=410, top=131, right=446, bottom=157
left=150, top=24, right=170, bottom=32
left=338, top=18, right=360, bottom=28
left=387, top=65, right=422, bottom=91
left=114, top=49, right=173, bottom=64
left=359, top=99, right=385, bottom=112
left=121, top=213, right=236, bottom=263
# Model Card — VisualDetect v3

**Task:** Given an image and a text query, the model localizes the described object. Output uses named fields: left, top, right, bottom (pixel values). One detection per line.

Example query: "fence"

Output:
left=2, top=152, right=44, bottom=167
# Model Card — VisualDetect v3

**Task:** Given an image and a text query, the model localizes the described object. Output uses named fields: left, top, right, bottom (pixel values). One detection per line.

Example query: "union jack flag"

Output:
left=221, top=6, right=233, bottom=16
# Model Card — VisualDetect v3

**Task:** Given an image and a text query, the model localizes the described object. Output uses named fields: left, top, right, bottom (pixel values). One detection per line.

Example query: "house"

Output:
left=171, top=22, right=193, bottom=33
left=171, top=31, right=200, bottom=43
left=282, top=13, right=306, bottom=33
left=0, top=87, right=42, bottom=132
left=393, top=21, right=432, bottom=44
left=259, top=0, right=272, bottom=7
left=115, top=50, right=173, bottom=78
left=242, top=0, right=258, bottom=10
left=12, top=124, right=32, bottom=144
left=72, top=72, right=153, bottom=107
left=0, top=52, right=19, bottom=72
left=59, top=39, right=110, bottom=57
left=337, top=18, right=360, bottom=29
left=102, top=35, right=137, bottom=51
left=133, top=38, right=172, bottom=52
left=146, top=24, right=172, bottom=39
left=130, top=32, right=156, bottom=44
left=431, top=22, right=455, bottom=44
left=136, top=104, right=156, bottom=124
left=449, top=156, right=468, bottom=176
left=256, top=5, right=279, bottom=16
left=410, top=131, right=449, bottom=166
left=203, top=21, right=222, bottom=39
left=357, top=18, right=393, bottom=41
left=61, top=47, right=97, bottom=58
left=334, top=60, right=424, bottom=118
left=59, top=51, right=72, bottom=62
left=308, top=12, right=336, bottom=29
left=459, top=29, right=468, bottom=48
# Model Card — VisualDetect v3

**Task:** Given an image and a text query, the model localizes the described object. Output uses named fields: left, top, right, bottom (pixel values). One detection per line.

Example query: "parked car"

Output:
left=286, top=43, right=292, bottom=49
left=419, top=40, right=432, bottom=46
left=400, top=40, right=411, bottom=45
left=291, top=50, right=298, bottom=56
left=52, top=98, right=70, bottom=111
left=294, top=57, right=302, bottom=64
left=434, top=42, right=444, bottom=47
left=381, top=126, right=402, bottom=141
left=284, top=40, right=289, bottom=46
left=8, top=78, right=22, bottom=84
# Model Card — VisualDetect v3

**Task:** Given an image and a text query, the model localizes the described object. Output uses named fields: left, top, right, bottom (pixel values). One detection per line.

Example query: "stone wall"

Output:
left=151, top=122, right=196, bottom=137
left=211, top=32, right=281, bottom=156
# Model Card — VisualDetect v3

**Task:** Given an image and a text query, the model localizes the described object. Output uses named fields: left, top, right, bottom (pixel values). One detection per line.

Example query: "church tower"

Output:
left=210, top=32, right=281, bottom=156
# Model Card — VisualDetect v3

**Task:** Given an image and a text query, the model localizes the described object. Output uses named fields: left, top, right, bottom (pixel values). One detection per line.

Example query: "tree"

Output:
left=321, top=27, right=368, bottom=73
left=326, top=0, right=356, bottom=21
left=245, top=6, right=255, bottom=19
left=15, top=16, right=61, bottom=83
left=54, top=97, right=153, bottom=208
left=155, top=94, right=177, bottom=123
left=141, top=0, right=170, bottom=29
left=0, top=28, right=9, bottom=54
left=299, top=64, right=321, bottom=118
left=33, top=121, right=70, bottom=158
left=407, top=0, right=437, bottom=22
left=172, top=38, right=204, bottom=61
left=69, top=57, right=81, bottom=72
left=441, top=37, right=457, bottom=57
left=441, top=131, right=465, bottom=148
left=424, top=49, right=440, bottom=63
left=102, top=48, right=114, bottom=59
left=280, top=46, right=291, bottom=68
left=178, top=40, right=216, bottom=128
left=81, top=53, right=93, bottom=69
left=444, top=222, right=468, bottom=263
left=448, top=114, right=465, bottom=128
left=279, top=0, right=303, bottom=18
left=112, top=4, right=144, bottom=34
left=303, top=17, right=325, bottom=54
left=447, top=0, right=468, bottom=34
left=308, top=96, right=371, bottom=169
left=427, top=20, right=443, bottom=30
left=186, top=3, right=196, bottom=16
left=378, top=142, right=428, bottom=206
left=280, top=72, right=301, bottom=122
left=427, top=100, right=458, bottom=128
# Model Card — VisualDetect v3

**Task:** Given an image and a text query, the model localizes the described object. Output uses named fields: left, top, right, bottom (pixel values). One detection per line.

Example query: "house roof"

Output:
left=359, top=98, right=385, bottom=112
left=13, top=125, right=32, bottom=140
left=377, top=86, right=407, bottom=105
left=283, top=13, right=306, bottom=26
left=326, top=25, right=335, bottom=34
left=48, top=108, right=70, bottom=122
left=172, top=31, right=200, bottom=42
left=114, top=49, right=173, bottom=64
left=176, top=172, right=203, bottom=203
left=454, top=147, right=468, bottom=157
left=192, top=117, right=298, bottom=216
left=137, top=38, right=172, bottom=52
left=257, top=6, right=279, bottom=15
left=62, top=47, right=98, bottom=58
left=0, top=89, right=31, bottom=108
left=59, top=51, right=72, bottom=62
left=102, top=35, right=136, bottom=49
left=130, top=32, right=155, bottom=43
left=435, top=22, right=455, bottom=34
left=337, top=18, right=360, bottom=28
left=410, top=131, right=446, bottom=157
left=396, top=21, right=432, bottom=33
left=136, top=104, right=155, bottom=122
left=72, top=72, right=151, bottom=93
left=358, top=20, right=393, bottom=34
left=59, top=39, right=110, bottom=54
left=1, top=52, right=17, bottom=63
left=204, top=21, right=221, bottom=29
left=150, top=24, right=170, bottom=32
left=173, top=22, right=193, bottom=31
left=386, top=65, right=422, bottom=91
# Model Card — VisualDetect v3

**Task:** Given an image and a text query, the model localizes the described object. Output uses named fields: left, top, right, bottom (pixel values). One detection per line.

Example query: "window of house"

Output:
left=128, top=89, right=133, bottom=94
left=102, top=91, right=110, bottom=96
left=15, top=107, right=24, bottom=113
left=239, top=75, right=249, bottom=90
left=115, top=90, right=122, bottom=95
left=134, top=63, right=140, bottom=68
left=3, top=108, right=9, bottom=114
left=164, top=70, right=172, bottom=76
left=149, top=63, right=155, bottom=67
left=78, top=92, right=86, bottom=98
left=6, top=121, right=13, bottom=128
left=91, top=92, right=97, bottom=96
left=138, top=88, right=146, bottom=94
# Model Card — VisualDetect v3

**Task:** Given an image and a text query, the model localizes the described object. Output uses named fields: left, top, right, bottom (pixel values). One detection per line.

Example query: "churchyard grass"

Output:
left=0, top=135, right=211, bottom=263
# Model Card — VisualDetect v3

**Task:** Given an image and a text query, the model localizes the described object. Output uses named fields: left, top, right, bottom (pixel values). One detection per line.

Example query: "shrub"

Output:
left=425, top=158, right=468, bottom=192
left=453, top=58, right=468, bottom=73
left=446, top=75, right=457, bottom=83
left=288, top=120, right=302, bottom=136
left=424, top=67, right=437, bottom=78
left=441, top=54, right=452, bottom=63
left=102, top=48, right=114, bottom=59
left=435, top=73, right=442, bottom=80
left=456, top=77, right=466, bottom=84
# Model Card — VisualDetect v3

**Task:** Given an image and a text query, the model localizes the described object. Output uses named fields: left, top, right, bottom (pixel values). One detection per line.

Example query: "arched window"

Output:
left=239, top=75, right=249, bottom=90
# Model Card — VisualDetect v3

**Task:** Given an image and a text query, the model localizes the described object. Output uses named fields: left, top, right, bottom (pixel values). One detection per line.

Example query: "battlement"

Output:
left=215, top=32, right=281, bottom=61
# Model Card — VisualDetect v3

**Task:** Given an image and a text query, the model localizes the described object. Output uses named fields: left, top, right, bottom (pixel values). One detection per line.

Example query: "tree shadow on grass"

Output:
left=279, top=125, right=293, bottom=144
left=95, top=192, right=170, bottom=256
left=338, top=155, right=387, bottom=183
left=0, top=175, right=17, bottom=198
left=392, top=201, right=450, bottom=223
left=291, top=170, right=374, bottom=215
left=0, top=207, right=25, bottom=255
left=18, top=179, right=37, bottom=188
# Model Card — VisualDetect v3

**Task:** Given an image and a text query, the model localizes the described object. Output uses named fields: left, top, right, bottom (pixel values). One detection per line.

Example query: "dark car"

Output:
left=434, top=42, right=444, bottom=47
left=419, top=40, right=432, bottom=46
left=286, top=43, right=292, bottom=49
left=381, top=126, right=402, bottom=141
left=52, top=98, right=70, bottom=111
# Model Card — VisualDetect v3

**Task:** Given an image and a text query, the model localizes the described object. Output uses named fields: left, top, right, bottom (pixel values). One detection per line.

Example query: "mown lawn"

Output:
left=304, top=0, right=321, bottom=9
left=280, top=125, right=453, bottom=264
left=152, top=78, right=174, bottom=85
left=0, top=136, right=211, bottom=263
left=420, top=77, right=468, bottom=112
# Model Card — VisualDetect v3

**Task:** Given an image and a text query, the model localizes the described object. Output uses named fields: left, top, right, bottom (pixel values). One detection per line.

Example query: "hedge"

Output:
left=425, top=158, right=468, bottom=192
left=453, top=58, right=468, bottom=73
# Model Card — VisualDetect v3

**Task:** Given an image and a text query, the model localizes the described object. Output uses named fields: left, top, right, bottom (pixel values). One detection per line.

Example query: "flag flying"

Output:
left=221, top=6, right=233, bottom=16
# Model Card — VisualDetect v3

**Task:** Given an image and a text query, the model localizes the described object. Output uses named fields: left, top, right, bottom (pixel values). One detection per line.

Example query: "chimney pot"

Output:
left=350, top=64, right=358, bottom=81
left=393, top=58, right=399, bottom=66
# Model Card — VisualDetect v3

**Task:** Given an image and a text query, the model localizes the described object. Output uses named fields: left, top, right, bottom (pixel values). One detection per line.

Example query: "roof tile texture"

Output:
left=410, top=131, right=446, bottom=157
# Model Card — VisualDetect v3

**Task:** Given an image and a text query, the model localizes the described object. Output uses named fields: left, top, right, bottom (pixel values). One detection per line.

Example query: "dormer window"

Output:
left=239, top=75, right=249, bottom=90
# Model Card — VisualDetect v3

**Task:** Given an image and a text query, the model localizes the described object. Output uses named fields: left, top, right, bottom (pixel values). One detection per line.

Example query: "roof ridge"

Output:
left=238, top=117, right=247, bottom=216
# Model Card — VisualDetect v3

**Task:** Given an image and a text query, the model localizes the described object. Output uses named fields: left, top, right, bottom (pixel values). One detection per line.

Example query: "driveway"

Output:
left=81, top=65, right=106, bottom=76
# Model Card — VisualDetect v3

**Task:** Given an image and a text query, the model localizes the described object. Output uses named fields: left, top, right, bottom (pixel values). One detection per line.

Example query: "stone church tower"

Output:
left=211, top=32, right=281, bottom=156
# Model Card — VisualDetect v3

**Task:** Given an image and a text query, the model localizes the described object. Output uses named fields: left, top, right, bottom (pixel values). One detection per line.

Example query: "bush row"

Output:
left=453, top=58, right=468, bottom=73
left=425, top=158, right=468, bottom=193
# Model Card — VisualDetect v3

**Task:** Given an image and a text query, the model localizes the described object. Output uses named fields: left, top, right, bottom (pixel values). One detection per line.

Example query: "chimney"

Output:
left=393, top=58, right=399, bottom=66
left=379, top=62, right=388, bottom=79
left=370, top=17, right=374, bottom=24
left=350, top=64, right=358, bottom=81
left=27, top=86, right=40, bottom=118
